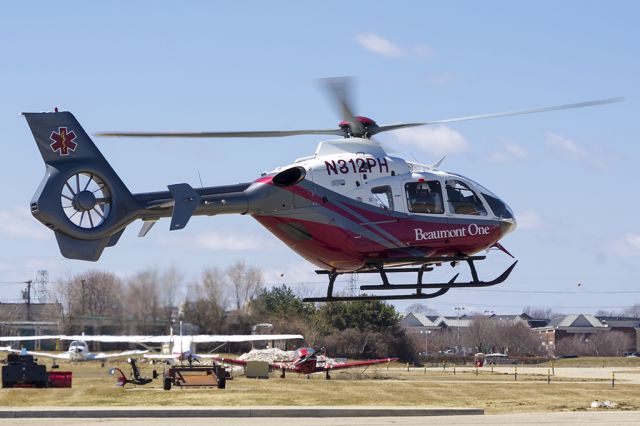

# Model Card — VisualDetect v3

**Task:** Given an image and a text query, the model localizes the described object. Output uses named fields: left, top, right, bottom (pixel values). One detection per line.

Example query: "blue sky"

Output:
left=1, top=1, right=638, bottom=315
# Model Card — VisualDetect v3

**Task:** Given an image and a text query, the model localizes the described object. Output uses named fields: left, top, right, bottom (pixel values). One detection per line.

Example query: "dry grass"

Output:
left=0, top=359, right=639, bottom=414
left=539, top=357, right=640, bottom=368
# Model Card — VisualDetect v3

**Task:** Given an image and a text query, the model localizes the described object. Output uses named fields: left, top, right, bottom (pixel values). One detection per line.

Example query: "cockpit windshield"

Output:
left=445, top=179, right=487, bottom=216
left=446, top=174, right=513, bottom=219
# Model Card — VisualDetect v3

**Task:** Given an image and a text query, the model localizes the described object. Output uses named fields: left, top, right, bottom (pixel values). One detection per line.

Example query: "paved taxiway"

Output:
left=1, top=411, right=640, bottom=425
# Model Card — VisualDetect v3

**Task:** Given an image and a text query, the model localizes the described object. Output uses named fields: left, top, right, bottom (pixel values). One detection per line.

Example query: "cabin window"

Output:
left=405, top=181, right=444, bottom=214
left=445, top=180, right=487, bottom=216
left=371, top=185, right=394, bottom=211
left=482, top=192, right=513, bottom=219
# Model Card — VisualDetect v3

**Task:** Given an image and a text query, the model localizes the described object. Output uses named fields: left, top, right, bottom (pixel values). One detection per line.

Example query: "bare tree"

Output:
left=406, top=303, right=438, bottom=316
left=590, top=331, right=632, bottom=356
left=181, top=267, right=229, bottom=333
left=464, top=316, right=499, bottom=353
left=56, top=270, right=123, bottom=318
left=227, top=261, right=263, bottom=317
left=159, top=266, right=183, bottom=321
left=623, top=304, right=640, bottom=318
left=124, top=269, right=162, bottom=334
left=523, top=306, right=558, bottom=319
left=497, top=322, right=543, bottom=356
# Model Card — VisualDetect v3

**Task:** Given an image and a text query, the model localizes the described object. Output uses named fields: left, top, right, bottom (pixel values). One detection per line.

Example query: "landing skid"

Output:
left=302, top=256, right=517, bottom=302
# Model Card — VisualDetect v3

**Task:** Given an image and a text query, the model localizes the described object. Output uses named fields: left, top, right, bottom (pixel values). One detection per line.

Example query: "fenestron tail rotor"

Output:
left=61, top=172, right=112, bottom=229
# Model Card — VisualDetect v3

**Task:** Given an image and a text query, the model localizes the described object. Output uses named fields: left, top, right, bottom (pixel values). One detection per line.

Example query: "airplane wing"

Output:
left=0, top=347, right=71, bottom=360
left=190, top=334, right=303, bottom=343
left=318, top=357, right=399, bottom=372
left=58, top=334, right=303, bottom=344
left=210, top=356, right=248, bottom=367
left=87, top=350, right=148, bottom=360
left=59, top=335, right=171, bottom=343
left=144, top=353, right=179, bottom=360
left=0, top=335, right=63, bottom=342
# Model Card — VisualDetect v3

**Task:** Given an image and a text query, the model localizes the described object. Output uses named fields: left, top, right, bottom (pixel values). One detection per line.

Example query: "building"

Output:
left=0, top=302, right=63, bottom=350
left=531, top=314, right=640, bottom=357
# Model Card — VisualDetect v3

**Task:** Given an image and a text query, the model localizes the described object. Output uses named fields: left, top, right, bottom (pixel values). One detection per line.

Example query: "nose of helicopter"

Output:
left=500, top=218, right=517, bottom=235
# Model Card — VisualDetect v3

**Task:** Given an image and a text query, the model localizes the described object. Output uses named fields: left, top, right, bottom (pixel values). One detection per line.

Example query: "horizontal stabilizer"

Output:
left=138, top=219, right=157, bottom=237
left=168, top=183, right=201, bottom=231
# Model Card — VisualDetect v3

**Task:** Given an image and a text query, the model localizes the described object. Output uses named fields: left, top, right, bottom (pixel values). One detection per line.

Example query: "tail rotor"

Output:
left=61, top=172, right=112, bottom=229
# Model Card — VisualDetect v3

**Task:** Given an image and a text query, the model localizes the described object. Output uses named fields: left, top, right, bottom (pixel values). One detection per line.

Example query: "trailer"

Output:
left=162, top=364, right=229, bottom=390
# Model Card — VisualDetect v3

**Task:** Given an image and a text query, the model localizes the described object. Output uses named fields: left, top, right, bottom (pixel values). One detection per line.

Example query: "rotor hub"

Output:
left=338, top=116, right=378, bottom=138
left=72, top=190, right=97, bottom=212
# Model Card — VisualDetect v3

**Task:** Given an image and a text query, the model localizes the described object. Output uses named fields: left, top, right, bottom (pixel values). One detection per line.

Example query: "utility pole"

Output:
left=454, top=306, right=465, bottom=354
left=25, top=280, right=32, bottom=321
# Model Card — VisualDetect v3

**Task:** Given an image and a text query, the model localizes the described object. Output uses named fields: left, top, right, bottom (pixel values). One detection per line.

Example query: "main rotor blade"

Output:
left=95, top=129, right=344, bottom=138
left=320, top=77, right=365, bottom=135
left=421, top=97, right=624, bottom=125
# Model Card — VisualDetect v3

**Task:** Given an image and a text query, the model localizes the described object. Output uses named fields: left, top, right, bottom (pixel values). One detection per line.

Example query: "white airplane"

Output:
left=57, top=332, right=304, bottom=364
left=0, top=336, right=147, bottom=362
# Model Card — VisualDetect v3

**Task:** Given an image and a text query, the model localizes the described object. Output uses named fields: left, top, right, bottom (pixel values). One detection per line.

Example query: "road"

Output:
left=1, top=412, right=640, bottom=425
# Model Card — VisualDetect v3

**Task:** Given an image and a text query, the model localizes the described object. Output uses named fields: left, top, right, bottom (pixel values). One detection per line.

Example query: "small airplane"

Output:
left=0, top=336, right=147, bottom=364
left=58, top=332, right=303, bottom=365
left=22, top=78, right=622, bottom=301
left=214, top=347, right=398, bottom=380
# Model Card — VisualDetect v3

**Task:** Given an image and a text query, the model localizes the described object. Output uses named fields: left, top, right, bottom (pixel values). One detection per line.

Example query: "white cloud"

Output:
left=612, top=234, right=640, bottom=256
left=545, top=132, right=606, bottom=171
left=393, top=125, right=469, bottom=156
left=0, top=207, right=49, bottom=240
left=489, top=143, right=528, bottom=163
left=515, top=209, right=545, bottom=230
left=545, top=132, right=587, bottom=159
left=355, top=33, right=433, bottom=58
left=505, top=144, right=528, bottom=159
left=626, top=234, right=640, bottom=250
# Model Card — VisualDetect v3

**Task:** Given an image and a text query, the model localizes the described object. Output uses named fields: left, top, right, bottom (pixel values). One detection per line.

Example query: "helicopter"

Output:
left=22, top=78, right=621, bottom=302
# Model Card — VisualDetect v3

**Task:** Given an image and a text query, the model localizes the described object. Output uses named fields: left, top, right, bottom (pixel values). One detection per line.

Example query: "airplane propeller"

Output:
left=94, top=77, right=623, bottom=141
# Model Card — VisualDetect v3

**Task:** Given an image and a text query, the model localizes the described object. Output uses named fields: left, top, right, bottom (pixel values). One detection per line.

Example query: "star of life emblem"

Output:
left=49, top=127, right=77, bottom=156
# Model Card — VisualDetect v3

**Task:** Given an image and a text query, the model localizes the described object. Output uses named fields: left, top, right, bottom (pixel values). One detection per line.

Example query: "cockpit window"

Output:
left=445, top=180, right=487, bottom=216
left=405, top=181, right=444, bottom=214
left=482, top=192, right=513, bottom=219
left=371, top=186, right=394, bottom=211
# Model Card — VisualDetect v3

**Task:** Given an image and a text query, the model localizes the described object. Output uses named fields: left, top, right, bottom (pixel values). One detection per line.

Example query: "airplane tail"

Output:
left=23, top=111, right=140, bottom=261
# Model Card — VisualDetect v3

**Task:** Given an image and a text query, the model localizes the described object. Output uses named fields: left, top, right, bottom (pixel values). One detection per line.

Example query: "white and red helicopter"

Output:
left=23, top=79, right=620, bottom=302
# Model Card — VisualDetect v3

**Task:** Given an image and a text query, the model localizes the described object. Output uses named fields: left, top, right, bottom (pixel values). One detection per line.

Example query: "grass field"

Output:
left=1, top=358, right=639, bottom=414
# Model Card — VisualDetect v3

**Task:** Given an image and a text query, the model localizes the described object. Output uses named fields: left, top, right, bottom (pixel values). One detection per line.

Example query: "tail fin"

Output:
left=23, top=111, right=139, bottom=261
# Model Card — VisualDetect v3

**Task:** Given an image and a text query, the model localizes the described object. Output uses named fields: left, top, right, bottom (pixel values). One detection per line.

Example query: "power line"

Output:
left=459, top=288, right=640, bottom=294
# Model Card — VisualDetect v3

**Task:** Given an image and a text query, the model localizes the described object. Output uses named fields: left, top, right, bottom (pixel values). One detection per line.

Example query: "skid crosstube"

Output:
left=302, top=256, right=517, bottom=303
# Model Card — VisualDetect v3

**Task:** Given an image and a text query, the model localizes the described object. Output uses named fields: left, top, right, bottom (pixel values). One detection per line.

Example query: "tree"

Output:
left=316, top=300, right=400, bottom=332
left=124, top=269, right=160, bottom=333
left=227, top=261, right=263, bottom=317
left=251, top=285, right=315, bottom=320
left=159, top=265, right=183, bottom=320
left=181, top=267, right=229, bottom=333
left=590, top=331, right=632, bottom=356
left=313, top=300, right=415, bottom=360
left=497, top=322, right=543, bottom=356
left=405, top=303, right=438, bottom=316
left=623, top=304, right=640, bottom=318
left=464, top=316, right=499, bottom=353
left=523, top=306, right=558, bottom=319
left=55, top=270, right=123, bottom=319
